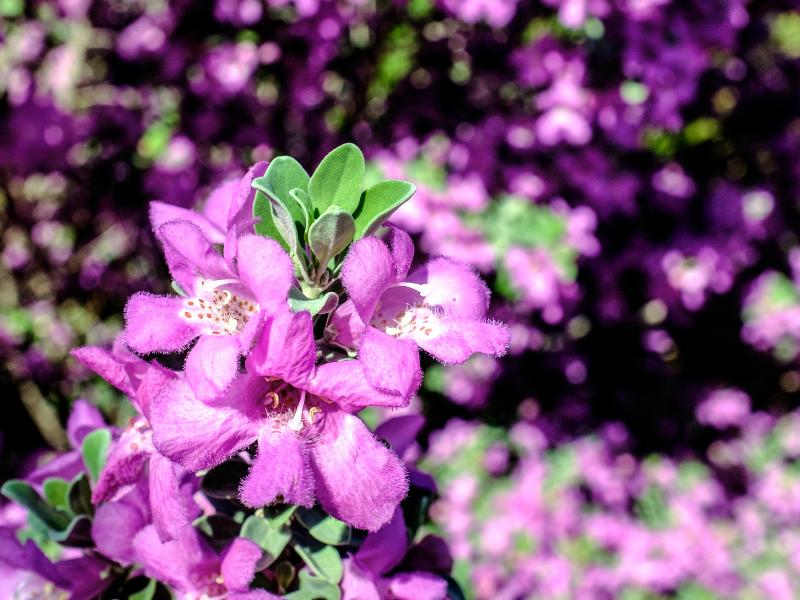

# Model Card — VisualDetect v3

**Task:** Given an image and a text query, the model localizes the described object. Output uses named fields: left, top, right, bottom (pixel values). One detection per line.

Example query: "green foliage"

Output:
left=291, top=534, right=344, bottom=584
left=353, top=180, right=416, bottom=239
left=242, top=515, right=292, bottom=566
left=1, top=480, right=71, bottom=532
left=308, top=207, right=356, bottom=268
left=284, top=570, right=342, bottom=600
left=81, top=428, right=111, bottom=482
left=295, top=507, right=352, bottom=546
left=308, top=143, right=365, bottom=216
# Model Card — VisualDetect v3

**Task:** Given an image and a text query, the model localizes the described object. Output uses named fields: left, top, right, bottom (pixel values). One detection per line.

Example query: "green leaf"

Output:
left=295, top=507, right=352, bottom=546
left=42, top=478, right=71, bottom=513
left=241, top=516, right=291, bottom=565
left=353, top=180, right=416, bottom=239
left=253, top=157, right=311, bottom=235
left=1, top=480, right=71, bottom=532
left=292, top=535, right=344, bottom=584
left=308, top=143, right=365, bottom=216
left=50, top=515, right=93, bottom=547
left=201, top=459, right=249, bottom=500
left=308, top=207, right=355, bottom=268
left=288, top=288, right=339, bottom=316
left=289, top=188, right=313, bottom=230
left=284, top=570, right=342, bottom=600
left=275, top=560, right=297, bottom=594
left=68, top=474, right=93, bottom=517
left=263, top=504, right=297, bottom=528
left=81, top=428, right=111, bottom=483
left=128, top=578, right=157, bottom=600
left=253, top=191, right=292, bottom=253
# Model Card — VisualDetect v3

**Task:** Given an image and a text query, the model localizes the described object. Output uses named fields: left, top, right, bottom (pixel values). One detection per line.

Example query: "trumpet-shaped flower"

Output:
left=124, top=220, right=294, bottom=402
left=149, top=312, right=411, bottom=531
left=332, top=227, right=509, bottom=370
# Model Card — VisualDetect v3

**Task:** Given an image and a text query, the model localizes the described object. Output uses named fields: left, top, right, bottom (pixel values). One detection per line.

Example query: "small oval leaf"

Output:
left=308, top=208, right=355, bottom=267
left=292, top=534, right=344, bottom=584
left=295, top=507, right=352, bottom=546
left=81, top=428, right=111, bottom=483
left=353, top=180, right=416, bottom=239
left=1, top=480, right=71, bottom=532
left=308, top=143, right=365, bottom=216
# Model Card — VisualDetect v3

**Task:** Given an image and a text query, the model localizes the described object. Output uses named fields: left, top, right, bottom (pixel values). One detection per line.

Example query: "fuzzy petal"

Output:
left=66, top=399, right=106, bottom=449
left=70, top=347, right=137, bottom=397
left=415, top=319, right=510, bottom=364
left=27, top=451, right=84, bottom=485
left=229, top=161, right=268, bottom=228
left=236, top=235, right=294, bottom=312
left=91, top=500, right=147, bottom=565
left=356, top=507, right=407, bottom=575
left=247, top=309, right=315, bottom=387
left=310, top=411, right=408, bottom=531
left=150, top=378, right=261, bottom=472
left=0, top=527, right=69, bottom=588
left=239, top=430, right=314, bottom=508
left=202, top=178, right=240, bottom=231
left=230, top=592, right=283, bottom=600
left=307, top=360, right=408, bottom=409
left=149, top=453, right=193, bottom=542
left=134, top=364, right=175, bottom=422
left=387, top=572, right=448, bottom=600
left=132, top=525, right=211, bottom=592
left=374, top=415, right=425, bottom=457
left=360, top=328, right=421, bottom=402
left=342, top=237, right=396, bottom=323
left=92, top=421, right=152, bottom=504
left=185, top=334, right=241, bottom=403
left=342, top=558, right=381, bottom=600
left=328, top=299, right=367, bottom=351
left=221, top=537, right=262, bottom=592
left=158, top=220, right=232, bottom=293
left=387, top=225, right=415, bottom=280
left=149, top=201, right=225, bottom=245
left=124, top=293, right=199, bottom=354
left=407, top=257, right=489, bottom=319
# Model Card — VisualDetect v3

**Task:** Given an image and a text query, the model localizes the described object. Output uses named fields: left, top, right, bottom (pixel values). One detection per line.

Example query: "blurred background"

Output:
left=3, top=0, right=800, bottom=597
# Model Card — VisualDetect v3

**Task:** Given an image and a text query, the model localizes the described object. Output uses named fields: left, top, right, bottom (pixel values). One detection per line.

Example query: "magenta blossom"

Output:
left=133, top=526, right=278, bottom=600
left=331, top=227, right=509, bottom=368
left=124, top=220, right=294, bottom=403
left=149, top=316, right=411, bottom=530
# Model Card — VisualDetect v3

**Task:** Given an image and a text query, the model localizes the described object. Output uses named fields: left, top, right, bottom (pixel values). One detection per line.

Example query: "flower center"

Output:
left=263, top=381, right=329, bottom=433
left=179, top=278, right=259, bottom=336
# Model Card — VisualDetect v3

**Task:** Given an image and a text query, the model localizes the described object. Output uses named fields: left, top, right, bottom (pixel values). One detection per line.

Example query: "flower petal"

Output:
left=185, top=334, right=241, bottom=404
left=387, top=572, right=448, bottom=600
left=247, top=309, right=315, bottom=387
left=70, top=346, right=138, bottom=397
left=355, top=507, right=407, bottom=575
left=342, top=558, right=381, bottom=600
left=149, top=453, right=194, bottom=542
left=66, top=399, right=106, bottom=449
left=124, top=293, right=199, bottom=354
left=342, top=237, right=395, bottom=323
left=150, top=377, right=261, bottom=472
left=149, top=201, right=225, bottom=245
left=374, top=415, right=425, bottom=457
left=92, top=421, right=152, bottom=504
left=310, top=411, right=408, bottom=531
left=359, top=328, right=421, bottom=402
left=407, top=257, right=490, bottom=319
left=202, top=178, right=240, bottom=231
left=158, top=220, right=232, bottom=293
left=328, top=299, right=367, bottom=351
left=307, top=360, right=408, bottom=409
left=132, top=525, right=211, bottom=592
left=387, top=225, right=415, bottom=280
left=236, top=235, right=294, bottom=312
left=221, top=537, right=262, bottom=592
left=91, top=499, right=147, bottom=565
left=239, top=429, right=314, bottom=508
left=415, top=319, right=510, bottom=364
left=229, top=161, right=268, bottom=228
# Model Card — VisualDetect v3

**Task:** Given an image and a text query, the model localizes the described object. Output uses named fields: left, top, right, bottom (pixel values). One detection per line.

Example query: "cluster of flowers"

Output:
left=0, top=146, right=509, bottom=598
left=423, top=390, right=800, bottom=599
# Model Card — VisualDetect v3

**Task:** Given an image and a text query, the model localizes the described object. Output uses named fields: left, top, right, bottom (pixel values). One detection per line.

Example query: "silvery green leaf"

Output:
left=308, top=143, right=365, bottom=216
left=353, top=180, right=416, bottom=239
left=308, top=207, right=355, bottom=268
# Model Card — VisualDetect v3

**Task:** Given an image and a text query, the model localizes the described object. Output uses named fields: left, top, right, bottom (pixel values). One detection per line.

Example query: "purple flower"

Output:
left=341, top=508, right=449, bottom=600
left=133, top=526, right=278, bottom=599
left=332, top=227, right=509, bottom=368
left=124, top=221, right=294, bottom=403
left=149, top=345, right=411, bottom=530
